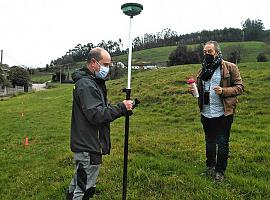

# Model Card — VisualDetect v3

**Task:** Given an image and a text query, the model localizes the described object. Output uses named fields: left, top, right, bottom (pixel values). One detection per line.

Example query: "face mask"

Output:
left=204, top=54, right=214, bottom=64
left=95, top=65, right=110, bottom=80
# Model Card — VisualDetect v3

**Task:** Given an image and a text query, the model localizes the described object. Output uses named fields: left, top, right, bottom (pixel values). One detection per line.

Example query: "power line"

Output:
left=2, top=51, right=25, bottom=67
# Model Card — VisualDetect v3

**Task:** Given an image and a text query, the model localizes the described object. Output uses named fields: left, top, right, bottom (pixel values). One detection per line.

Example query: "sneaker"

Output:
left=215, top=172, right=224, bottom=182
left=200, top=167, right=215, bottom=177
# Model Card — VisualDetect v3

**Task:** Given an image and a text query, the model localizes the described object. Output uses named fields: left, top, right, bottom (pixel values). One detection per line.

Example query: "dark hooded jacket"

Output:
left=70, top=67, right=128, bottom=155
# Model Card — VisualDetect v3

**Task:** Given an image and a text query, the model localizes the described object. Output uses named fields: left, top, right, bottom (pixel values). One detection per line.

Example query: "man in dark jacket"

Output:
left=66, top=47, right=133, bottom=200
left=189, top=41, right=244, bottom=182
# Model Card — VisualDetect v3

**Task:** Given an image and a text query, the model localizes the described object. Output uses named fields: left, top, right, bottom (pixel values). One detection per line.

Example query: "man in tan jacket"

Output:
left=189, top=41, right=244, bottom=182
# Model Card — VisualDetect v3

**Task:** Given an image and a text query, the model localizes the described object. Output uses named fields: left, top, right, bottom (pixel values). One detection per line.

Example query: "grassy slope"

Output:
left=114, top=41, right=270, bottom=65
left=30, top=41, right=270, bottom=83
left=0, top=62, right=270, bottom=199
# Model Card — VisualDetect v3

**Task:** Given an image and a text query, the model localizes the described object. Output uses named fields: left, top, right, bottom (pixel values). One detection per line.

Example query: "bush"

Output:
left=257, top=53, right=268, bottom=62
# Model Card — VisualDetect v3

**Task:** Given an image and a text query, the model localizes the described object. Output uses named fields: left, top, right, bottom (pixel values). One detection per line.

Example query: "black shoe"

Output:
left=215, top=172, right=224, bottom=182
left=82, top=187, right=97, bottom=200
left=66, top=190, right=73, bottom=200
left=200, top=167, right=215, bottom=178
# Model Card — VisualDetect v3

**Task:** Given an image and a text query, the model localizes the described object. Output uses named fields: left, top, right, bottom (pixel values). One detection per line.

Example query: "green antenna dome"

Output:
left=121, top=3, right=143, bottom=17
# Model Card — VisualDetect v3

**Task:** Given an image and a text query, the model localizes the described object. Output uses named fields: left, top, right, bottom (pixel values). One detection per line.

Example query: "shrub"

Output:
left=257, top=53, right=268, bottom=62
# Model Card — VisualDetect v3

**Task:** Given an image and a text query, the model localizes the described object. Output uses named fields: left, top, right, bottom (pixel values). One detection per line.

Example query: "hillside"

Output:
left=30, top=41, right=270, bottom=84
left=1, top=62, right=270, bottom=199
left=113, top=41, right=270, bottom=66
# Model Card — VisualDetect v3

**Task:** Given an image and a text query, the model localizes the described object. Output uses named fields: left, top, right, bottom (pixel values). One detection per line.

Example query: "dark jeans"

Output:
left=201, top=115, right=233, bottom=174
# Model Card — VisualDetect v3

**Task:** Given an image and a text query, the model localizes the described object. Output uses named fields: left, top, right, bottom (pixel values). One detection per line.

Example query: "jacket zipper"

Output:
left=98, top=130, right=103, bottom=154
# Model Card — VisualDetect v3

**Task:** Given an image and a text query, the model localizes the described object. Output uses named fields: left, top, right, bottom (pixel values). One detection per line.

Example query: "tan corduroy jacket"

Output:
left=197, top=60, right=244, bottom=116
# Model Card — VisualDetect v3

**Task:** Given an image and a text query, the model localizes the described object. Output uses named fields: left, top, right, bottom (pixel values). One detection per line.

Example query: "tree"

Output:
left=223, top=45, right=244, bottom=64
left=133, top=36, right=143, bottom=51
left=168, top=44, right=200, bottom=66
left=0, top=74, right=11, bottom=88
left=61, top=55, right=74, bottom=65
left=8, top=66, right=30, bottom=91
left=168, top=44, right=188, bottom=66
left=0, top=73, right=5, bottom=85
left=242, top=18, right=265, bottom=41
left=257, top=53, right=268, bottom=62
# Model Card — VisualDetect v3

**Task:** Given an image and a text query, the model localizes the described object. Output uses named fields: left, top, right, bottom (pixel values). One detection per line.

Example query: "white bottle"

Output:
left=187, top=78, right=199, bottom=98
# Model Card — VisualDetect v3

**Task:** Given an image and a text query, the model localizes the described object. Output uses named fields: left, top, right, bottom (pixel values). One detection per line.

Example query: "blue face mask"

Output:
left=95, top=63, right=110, bottom=80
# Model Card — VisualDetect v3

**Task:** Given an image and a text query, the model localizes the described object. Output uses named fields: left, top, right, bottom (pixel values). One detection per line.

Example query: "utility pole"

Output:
left=0, top=50, right=3, bottom=68
left=59, top=65, right=62, bottom=85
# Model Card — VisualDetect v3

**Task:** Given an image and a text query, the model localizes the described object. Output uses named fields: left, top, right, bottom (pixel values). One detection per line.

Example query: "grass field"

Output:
left=0, top=62, right=270, bottom=199
left=30, top=72, right=52, bottom=83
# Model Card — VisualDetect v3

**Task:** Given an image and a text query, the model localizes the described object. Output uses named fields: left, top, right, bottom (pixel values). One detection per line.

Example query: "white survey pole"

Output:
left=127, top=17, right=133, bottom=89
left=121, top=3, right=143, bottom=200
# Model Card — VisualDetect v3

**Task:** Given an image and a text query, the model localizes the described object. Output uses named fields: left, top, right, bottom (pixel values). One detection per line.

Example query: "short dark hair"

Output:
left=86, top=48, right=103, bottom=63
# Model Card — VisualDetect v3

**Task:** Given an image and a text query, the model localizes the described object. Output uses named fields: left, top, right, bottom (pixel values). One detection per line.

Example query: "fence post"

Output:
left=4, top=86, right=7, bottom=95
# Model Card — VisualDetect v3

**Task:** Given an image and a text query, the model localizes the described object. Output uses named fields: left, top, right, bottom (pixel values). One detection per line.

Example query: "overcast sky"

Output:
left=1, top=0, right=270, bottom=67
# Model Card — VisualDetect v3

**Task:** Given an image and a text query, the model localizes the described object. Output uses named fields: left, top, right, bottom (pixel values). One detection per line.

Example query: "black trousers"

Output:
left=201, top=115, right=233, bottom=174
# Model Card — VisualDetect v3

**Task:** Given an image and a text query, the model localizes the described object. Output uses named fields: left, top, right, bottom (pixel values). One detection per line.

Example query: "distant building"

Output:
left=115, top=62, right=159, bottom=70
left=131, top=65, right=140, bottom=69
left=143, top=65, right=158, bottom=70
left=131, top=65, right=158, bottom=70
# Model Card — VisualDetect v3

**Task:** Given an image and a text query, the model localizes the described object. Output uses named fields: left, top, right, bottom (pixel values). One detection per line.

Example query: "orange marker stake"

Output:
left=25, top=136, right=29, bottom=146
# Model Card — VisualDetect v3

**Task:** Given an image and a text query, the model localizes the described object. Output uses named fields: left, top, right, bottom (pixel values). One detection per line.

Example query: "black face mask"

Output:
left=204, top=54, right=214, bottom=64
left=200, top=54, right=222, bottom=81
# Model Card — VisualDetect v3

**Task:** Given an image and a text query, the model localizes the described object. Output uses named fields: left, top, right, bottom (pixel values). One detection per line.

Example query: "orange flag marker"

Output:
left=25, top=136, right=29, bottom=146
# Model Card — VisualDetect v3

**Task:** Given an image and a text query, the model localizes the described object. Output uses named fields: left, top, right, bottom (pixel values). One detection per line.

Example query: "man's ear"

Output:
left=86, top=62, right=94, bottom=73
left=89, top=59, right=95, bottom=68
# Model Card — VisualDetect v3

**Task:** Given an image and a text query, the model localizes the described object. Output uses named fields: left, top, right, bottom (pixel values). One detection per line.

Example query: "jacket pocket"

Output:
left=222, top=72, right=231, bottom=87
left=225, top=97, right=237, bottom=109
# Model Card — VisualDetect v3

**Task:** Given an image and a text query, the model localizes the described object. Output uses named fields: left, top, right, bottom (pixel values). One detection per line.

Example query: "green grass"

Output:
left=114, top=46, right=177, bottom=66
left=1, top=62, right=270, bottom=199
left=220, top=41, right=270, bottom=63
left=113, top=41, right=270, bottom=66
left=30, top=72, right=52, bottom=83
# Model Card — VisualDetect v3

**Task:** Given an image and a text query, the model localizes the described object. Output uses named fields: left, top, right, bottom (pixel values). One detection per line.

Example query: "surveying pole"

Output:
left=121, top=3, right=143, bottom=200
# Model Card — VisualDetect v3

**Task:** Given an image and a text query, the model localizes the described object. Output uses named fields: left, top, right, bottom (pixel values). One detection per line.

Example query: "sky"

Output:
left=1, top=0, right=270, bottom=68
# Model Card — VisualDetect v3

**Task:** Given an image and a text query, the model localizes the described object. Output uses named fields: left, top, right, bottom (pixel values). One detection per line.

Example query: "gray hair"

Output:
left=205, top=41, right=222, bottom=55
left=86, top=47, right=103, bottom=63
